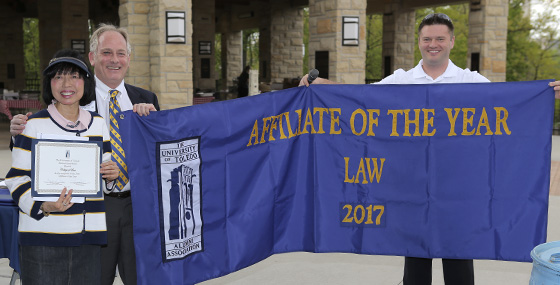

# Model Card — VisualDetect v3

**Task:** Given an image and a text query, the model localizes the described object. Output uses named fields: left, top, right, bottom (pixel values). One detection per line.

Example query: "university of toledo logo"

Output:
left=157, top=138, right=203, bottom=261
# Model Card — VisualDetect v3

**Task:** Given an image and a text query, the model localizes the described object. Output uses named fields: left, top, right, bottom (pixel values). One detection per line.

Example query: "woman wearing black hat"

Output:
left=5, top=49, right=117, bottom=284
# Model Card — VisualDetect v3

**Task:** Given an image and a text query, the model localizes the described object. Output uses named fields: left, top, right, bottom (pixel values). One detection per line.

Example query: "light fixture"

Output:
left=342, top=16, right=359, bottom=46
left=199, top=41, right=212, bottom=55
left=71, top=39, right=86, bottom=53
left=166, top=11, right=186, bottom=44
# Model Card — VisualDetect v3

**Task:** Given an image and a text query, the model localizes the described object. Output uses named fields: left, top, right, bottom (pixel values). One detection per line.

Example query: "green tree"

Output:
left=23, top=18, right=40, bottom=86
left=365, top=14, right=383, bottom=81
left=508, top=0, right=560, bottom=129
left=507, top=0, right=560, bottom=81
left=506, top=0, right=533, bottom=81
left=243, top=28, right=259, bottom=70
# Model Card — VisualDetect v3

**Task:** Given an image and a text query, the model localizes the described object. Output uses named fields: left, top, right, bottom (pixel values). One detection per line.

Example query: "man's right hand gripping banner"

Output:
left=120, top=80, right=554, bottom=284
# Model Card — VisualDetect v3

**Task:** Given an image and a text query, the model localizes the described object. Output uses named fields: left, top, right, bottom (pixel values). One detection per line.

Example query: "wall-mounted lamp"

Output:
left=166, top=11, right=186, bottom=44
left=71, top=39, right=86, bottom=54
left=199, top=41, right=212, bottom=55
left=342, top=16, right=359, bottom=46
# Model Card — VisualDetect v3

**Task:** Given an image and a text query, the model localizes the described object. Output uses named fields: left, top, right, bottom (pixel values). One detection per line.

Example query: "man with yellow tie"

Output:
left=88, top=23, right=159, bottom=285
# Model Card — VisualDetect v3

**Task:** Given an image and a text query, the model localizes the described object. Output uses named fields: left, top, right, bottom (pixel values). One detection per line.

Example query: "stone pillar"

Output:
left=249, top=69, right=259, bottom=95
left=381, top=2, right=415, bottom=76
left=220, top=33, right=228, bottom=91
left=225, top=31, right=243, bottom=90
left=467, top=0, right=508, bottom=82
left=38, top=0, right=89, bottom=75
left=120, top=0, right=193, bottom=110
left=192, top=0, right=216, bottom=91
left=308, top=0, right=367, bottom=84
left=269, top=2, right=304, bottom=84
left=259, top=7, right=271, bottom=84
left=0, top=4, right=24, bottom=91
left=119, top=0, right=151, bottom=90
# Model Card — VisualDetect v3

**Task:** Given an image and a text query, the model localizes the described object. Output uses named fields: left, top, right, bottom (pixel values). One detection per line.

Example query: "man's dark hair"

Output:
left=418, top=13, right=454, bottom=36
left=42, top=49, right=95, bottom=106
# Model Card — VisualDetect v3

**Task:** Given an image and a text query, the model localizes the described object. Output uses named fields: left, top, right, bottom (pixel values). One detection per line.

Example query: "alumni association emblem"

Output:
left=157, top=137, right=203, bottom=261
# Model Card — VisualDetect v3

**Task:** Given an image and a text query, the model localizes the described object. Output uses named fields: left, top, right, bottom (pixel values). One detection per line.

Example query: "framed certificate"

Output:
left=31, top=139, right=103, bottom=198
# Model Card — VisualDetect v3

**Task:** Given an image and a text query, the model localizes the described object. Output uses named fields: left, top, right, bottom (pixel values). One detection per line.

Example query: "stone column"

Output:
left=259, top=7, right=271, bottom=84
left=225, top=31, right=243, bottom=90
left=381, top=2, right=415, bottom=76
left=467, top=0, right=508, bottom=82
left=220, top=33, right=228, bottom=91
left=0, top=5, right=24, bottom=91
left=249, top=69, right=259, bottom=95
left=269, top=2, right=304, bottom=84
left=120, top=0, right=193, bottom=109
left=192, top=0, right=216, bottom=91
left=38, top=0, right=89, bottom=76
left=308, top=0, right=367, bottom=84
left=119, top=0, right=151, bottom=89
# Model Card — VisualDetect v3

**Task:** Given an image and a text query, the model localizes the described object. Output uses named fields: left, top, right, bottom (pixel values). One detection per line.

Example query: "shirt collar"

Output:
left=412, top=59, right=459, bottom=81
left=95, top=75, right=126, bottom=99
left=47, top=103, right=91, bottom=130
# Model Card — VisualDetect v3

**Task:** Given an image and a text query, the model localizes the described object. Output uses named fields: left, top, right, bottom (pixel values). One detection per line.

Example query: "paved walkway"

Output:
left=0, top=121, right=559, bottom=284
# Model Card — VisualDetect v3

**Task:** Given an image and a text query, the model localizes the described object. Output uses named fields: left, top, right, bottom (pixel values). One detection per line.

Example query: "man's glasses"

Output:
left=422, top=13, right=453, bottom=24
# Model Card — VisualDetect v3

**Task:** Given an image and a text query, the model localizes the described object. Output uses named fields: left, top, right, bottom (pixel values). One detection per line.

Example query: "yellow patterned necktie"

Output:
left=109, top=89, right=129, bottom=191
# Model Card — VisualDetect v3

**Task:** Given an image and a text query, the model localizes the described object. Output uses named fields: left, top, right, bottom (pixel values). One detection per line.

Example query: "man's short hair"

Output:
left=418, top=13, right=454, bottom=36
left=89, top=23, right=132, bottom=55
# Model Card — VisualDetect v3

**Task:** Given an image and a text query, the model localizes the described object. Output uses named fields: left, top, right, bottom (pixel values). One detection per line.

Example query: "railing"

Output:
left=25, top=77, right=40, bottom=91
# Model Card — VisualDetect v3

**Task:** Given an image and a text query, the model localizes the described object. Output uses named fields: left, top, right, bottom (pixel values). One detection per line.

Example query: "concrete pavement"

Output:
left=1, top=121, right=559, bottom=284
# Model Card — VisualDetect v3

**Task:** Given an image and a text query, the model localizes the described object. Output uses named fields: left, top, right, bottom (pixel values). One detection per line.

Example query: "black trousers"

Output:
left=403, top=257, right=474, bottom=285
left=101, top=195, right=137, bottom=285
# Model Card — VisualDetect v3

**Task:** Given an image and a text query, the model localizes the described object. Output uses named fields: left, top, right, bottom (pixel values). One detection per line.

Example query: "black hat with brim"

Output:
left=43, top=56, right=92, bottom=78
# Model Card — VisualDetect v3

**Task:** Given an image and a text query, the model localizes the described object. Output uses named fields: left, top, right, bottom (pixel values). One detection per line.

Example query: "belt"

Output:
left=106, top=191, right=131, bottom=198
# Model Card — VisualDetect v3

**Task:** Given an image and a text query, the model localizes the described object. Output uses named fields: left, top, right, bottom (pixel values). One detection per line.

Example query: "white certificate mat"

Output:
left=31, top=139, right=103, bottom=198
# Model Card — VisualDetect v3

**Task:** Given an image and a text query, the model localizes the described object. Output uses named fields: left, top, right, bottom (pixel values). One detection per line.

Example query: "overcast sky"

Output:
left=530, top=0, right=559, bottom=22
left=530, top=0, right=560, bottom=33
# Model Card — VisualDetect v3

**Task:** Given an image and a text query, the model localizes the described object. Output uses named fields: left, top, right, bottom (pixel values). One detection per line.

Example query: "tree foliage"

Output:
left=243, top=28, right=259, bottom=70
left=365, top=15, right=383, bottom=80
left=507, top=0, right=560, bottom=81
left=23, top=18, right=40, bottom=81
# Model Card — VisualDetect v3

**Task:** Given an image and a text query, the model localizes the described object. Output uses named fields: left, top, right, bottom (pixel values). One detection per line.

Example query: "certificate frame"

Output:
left=31, top=139, right=103, bottom=198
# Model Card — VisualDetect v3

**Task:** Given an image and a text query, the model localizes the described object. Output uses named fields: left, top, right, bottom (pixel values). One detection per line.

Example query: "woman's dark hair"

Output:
left=42, top=49, right=95, bottom=106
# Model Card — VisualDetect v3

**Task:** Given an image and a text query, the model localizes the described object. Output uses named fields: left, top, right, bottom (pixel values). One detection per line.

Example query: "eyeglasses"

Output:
left=422, top=13, right=453, bottom=24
